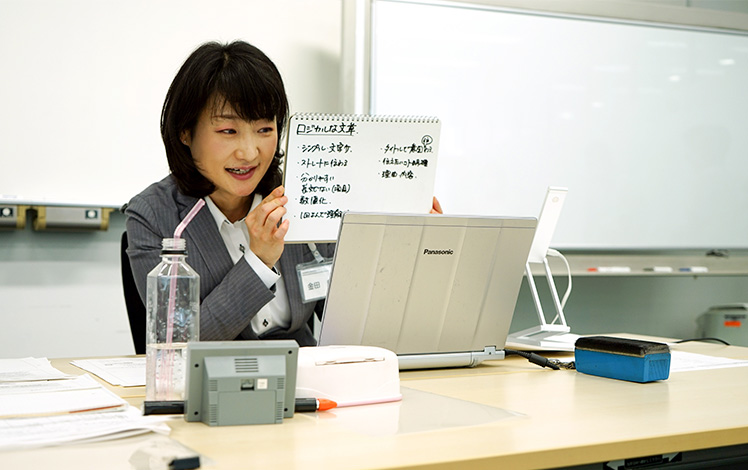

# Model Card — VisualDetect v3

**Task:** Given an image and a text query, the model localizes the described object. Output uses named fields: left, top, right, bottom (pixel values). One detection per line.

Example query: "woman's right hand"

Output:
left=245, top=186, right=289, bottom=269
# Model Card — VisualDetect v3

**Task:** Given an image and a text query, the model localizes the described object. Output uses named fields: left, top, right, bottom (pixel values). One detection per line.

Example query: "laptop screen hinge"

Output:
left=467, top=346, right=505, bottom=367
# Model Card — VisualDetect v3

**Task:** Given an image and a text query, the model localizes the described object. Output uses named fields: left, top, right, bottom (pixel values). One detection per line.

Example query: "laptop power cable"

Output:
left=503, top=348, right=575, bottom=370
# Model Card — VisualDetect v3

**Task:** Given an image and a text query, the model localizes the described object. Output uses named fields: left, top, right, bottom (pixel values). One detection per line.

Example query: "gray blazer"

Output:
left=124, top=175, right=335, bottom=346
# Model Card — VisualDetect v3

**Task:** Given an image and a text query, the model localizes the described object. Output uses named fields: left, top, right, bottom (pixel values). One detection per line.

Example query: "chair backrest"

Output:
left=120, top=231, right=146, bottom=354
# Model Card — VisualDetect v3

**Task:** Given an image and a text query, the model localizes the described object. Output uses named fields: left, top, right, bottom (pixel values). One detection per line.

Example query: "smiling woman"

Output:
left=185, top=101, right=280, bottom=224
left=160, top=42, right=288, bottom=203
left=124, top=41, right=336, bottom=347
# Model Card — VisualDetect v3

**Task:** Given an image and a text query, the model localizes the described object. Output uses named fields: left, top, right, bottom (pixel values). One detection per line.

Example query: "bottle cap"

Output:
left=161, top=238, right=187, bottom=254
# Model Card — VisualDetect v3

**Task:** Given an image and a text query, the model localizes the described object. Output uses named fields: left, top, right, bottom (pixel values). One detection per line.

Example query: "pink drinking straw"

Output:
left=160, top=199, right=205, bottom=399
left=174, top=199, right=207, bottom=240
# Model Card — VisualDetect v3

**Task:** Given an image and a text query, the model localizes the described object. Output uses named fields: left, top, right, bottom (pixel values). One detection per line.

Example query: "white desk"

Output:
left=1, top=336, right=747, bottom=469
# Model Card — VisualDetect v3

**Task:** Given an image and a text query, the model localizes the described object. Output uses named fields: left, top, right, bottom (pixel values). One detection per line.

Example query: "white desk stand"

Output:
left=508, top=258, right=576, bottom=350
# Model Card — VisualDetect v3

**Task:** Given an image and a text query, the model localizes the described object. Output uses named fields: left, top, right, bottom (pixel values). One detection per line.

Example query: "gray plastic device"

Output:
left=184, top=340, right=299, bottom=426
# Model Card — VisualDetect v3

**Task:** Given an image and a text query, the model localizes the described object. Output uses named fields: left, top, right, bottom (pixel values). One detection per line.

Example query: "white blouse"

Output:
left=204, top=195, right=291, bottom=336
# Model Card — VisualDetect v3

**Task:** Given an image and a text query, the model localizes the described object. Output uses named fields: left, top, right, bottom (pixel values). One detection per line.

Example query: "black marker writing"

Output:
left=299, top=195, right=329, bottom=205
left=299, top=173, right=334, bottom=183
left=299, top=183, right=351, bottom=198
left=296, top=122, right=357, bottom=136
left=382, top=143, right=433, bottom=155
left=299, top=158, right=349, bottom=169
left=300, top=142, right=352, bottom=154
left=381, top=170, right=415, bottom=180
left=381, top=158, right=429, bottom=168
left=299, top=209, right=344, bottom=220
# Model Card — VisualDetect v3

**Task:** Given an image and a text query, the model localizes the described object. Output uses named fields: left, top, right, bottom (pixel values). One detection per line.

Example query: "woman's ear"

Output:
left=180, top=130, right=191, bottom=146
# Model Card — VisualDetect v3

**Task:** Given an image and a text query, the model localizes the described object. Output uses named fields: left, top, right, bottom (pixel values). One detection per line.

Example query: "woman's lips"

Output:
left=226, top=166, right=256, bottom=180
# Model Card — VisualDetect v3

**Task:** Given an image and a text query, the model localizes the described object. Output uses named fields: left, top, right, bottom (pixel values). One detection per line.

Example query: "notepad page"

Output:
left=283, top=114, right=440, bottom=242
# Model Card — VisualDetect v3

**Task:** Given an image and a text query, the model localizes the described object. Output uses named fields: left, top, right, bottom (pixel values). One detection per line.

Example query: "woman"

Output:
left=126, top=40, right=440, bottom=347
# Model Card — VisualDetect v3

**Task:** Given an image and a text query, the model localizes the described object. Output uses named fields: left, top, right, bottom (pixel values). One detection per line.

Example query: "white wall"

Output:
left=0, top=0, right=343, bottom=358
left=0, top=214, right=133, bottom=357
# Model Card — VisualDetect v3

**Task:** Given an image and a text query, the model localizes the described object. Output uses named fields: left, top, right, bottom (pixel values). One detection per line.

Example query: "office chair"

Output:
left=120, top=231, right=146, bottom=354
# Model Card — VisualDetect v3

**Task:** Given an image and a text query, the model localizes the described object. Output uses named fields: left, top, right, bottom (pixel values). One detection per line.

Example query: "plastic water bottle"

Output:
left=145, top=238, right=200, bottom=402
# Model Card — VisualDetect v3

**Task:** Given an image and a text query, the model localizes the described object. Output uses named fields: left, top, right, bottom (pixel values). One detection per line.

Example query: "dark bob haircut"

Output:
left=161, top=41, right=289, bottom=198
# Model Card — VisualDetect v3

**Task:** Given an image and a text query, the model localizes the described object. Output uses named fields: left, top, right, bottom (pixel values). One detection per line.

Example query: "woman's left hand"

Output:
left=430, top=197, right=443, bottom=214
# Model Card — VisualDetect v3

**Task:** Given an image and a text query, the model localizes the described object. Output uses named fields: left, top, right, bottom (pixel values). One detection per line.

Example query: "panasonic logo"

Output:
left=423, top=249, right=454, bottom=255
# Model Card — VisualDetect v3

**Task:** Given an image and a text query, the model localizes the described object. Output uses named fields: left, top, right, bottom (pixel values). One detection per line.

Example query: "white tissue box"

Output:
left=296, top=345, right=401, bottom=407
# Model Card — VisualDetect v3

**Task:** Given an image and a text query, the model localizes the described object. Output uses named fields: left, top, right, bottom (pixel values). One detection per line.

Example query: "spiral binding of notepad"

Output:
left=291, top=113, right=439, bottom=124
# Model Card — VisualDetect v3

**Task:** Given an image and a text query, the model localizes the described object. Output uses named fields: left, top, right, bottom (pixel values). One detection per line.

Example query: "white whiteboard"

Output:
left=0, top=0, right=340, bottom=208
left=369, top=0, right=748, bottom=249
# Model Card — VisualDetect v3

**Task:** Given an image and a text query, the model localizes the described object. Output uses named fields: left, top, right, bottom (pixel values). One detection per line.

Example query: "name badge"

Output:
left=296, top=259, right=332, bottom=303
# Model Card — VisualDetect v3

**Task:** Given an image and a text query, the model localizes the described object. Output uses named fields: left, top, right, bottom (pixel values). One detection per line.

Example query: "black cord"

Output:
left=706, top=249, right=729, bottom=258
left=504, top=348, right=560, bottom=370
left=675, top=337, right=731, bottom=346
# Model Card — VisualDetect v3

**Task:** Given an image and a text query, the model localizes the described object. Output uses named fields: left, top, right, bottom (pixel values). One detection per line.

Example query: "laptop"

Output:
left=317, top=212, right=537, bottom=370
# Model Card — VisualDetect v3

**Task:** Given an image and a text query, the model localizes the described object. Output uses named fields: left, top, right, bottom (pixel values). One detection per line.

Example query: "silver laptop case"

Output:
left=318, top=212, right=537, bottom=369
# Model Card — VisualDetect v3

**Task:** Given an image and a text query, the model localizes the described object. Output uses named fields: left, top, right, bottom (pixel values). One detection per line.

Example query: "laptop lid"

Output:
left=317, top=212, right=537, bottom=369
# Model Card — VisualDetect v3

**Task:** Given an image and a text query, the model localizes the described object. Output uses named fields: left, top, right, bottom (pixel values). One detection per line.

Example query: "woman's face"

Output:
left=183, top=97, right=278, bottom=209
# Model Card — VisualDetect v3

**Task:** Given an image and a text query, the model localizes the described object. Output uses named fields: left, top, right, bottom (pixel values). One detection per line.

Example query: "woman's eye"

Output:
left=219, top=129, right=236, bottom=135
left=259, top=126, right=275, bottom=134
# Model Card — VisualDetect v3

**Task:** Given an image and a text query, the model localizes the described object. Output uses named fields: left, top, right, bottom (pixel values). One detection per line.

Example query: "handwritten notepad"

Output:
left=283, top=114, right=441, bottom=242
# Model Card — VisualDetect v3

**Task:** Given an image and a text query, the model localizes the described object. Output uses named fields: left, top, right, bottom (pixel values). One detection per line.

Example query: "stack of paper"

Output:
left=71, top=358, right=146, bottom=387
left=0, top=357, right=168, bottom=450
left=0, top=357, right=74, bottom=382
left=0, top=374, right=127, bottom=418
left=0, top=407, right=169, bottom=450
